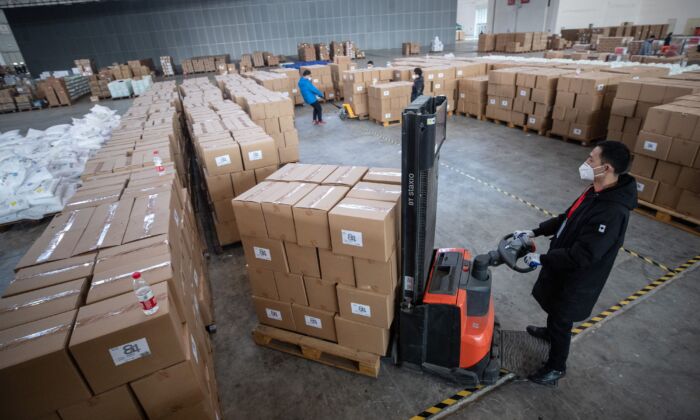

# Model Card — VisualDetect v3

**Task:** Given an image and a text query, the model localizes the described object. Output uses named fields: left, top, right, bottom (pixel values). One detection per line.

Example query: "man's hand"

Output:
left=514, top=230, right=535, bottom=239
left=524, top=253, right=541, bottom=268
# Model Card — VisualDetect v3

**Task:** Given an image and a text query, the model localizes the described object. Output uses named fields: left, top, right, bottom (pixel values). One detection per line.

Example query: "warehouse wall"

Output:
left=0, top=10, right=24, bottom=66
left=488, top=0, right=556, bottom=33
left=555, top=0, right=698, bottom=34
left=6, top=0, right=457, bottom=73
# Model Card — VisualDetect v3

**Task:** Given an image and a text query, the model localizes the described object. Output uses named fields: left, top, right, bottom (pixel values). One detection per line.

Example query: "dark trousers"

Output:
left=546, top=314, right=573, bottom=371
left=311, top=101, right=323, bottom=121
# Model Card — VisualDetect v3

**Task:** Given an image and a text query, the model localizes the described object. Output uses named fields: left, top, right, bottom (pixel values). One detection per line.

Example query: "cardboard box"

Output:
left=634, top=175, right=659, bottom=202
left=667, top=139, right=700, bottom=167
left=291, top=304, right=336, bottom=341
left=123, top=191, right=170, bottom=243
left=273, top=271, right=308, bottom=305
left=247, top=266, right=279, bottom=300
left=653, top=183, right=683, bottom=209
left=285, top=242, right=320, bottom=278
left=6, top=253, right=95, bottom=297
left=318, top=248, right=355, bottom=286
left=57, top=385, right=144, bottom=420
left=292, top=185, right=350, bottom=249
left=232, top=170, right=257, bottom=196
left=73, top=199, right=133, bottom=256
left=303, top=276, right=338, bottom=313
left=347, top=182, right=401, bottom=203
left=322, top=166, right=368, bottom=187
left=634, top=131, right=672, bottom=160
left=199, top=141, right=243, bottom=176
left=0, top=278, right=86, bottom=331
left=261, top=182, right=316, bottom=242
left=252, top=296, right=295, bottom=331
left=205, top=171, right=235, bottom=201
left=240, top=236, right=289, bottom=272
left=676, top=190, right=700, bottom=219
left=336, top=284, right=394, bottom=328
left=329, top=198, right=396, bottom=261
left=334, top=315, right=390, bottom=356
left=363, top=167, right=401, bottom=184
left=232, top=181, right=283, bottom=238
left=0, top=310, right=91, bottom=419
left=677, top=167, right=700, bottom=193
left=239, top=137, right=279, bottom=170
left=69, top=282, right=186, bottom=394
left=353, top=251, right=397, bottom=294
left=652, top=161, right=681, bottom=185
left=629, top=155, right=657, bottom=179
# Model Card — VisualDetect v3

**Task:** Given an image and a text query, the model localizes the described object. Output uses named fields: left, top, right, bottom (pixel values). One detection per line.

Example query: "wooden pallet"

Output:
left=252, top=324, right=381, bottom=378
left=545, top=130, right=602, bottom=147
left=111, top=95, right=134, bottom=100
left=371, top=117, right=401, bottom=127
left=49, top=103, right=70, bottom=108
left=457, top=111, right=486, bottom=121
left=635, top=200, right=700, bottom=236
left=522, top=125, right=547, bottom=136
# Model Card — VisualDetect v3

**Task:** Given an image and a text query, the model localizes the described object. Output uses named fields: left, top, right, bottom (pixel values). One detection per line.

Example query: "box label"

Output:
left=501, top=100, right=508, bottom=106
left=489, top=99, right=496, bottom=105
left=384, top=113, right=391, bottom=119
left=356, top=86, right=363, bottom=92
left=304, top=315, right=323, bottom=329
left=351, top=302, right=372, bottom=317
left=460, top=93, right=465, bottom=98
left=528, top=117, right=536, bottom=124
left=643, top=141, right=657, bottom=152
left=109, top=338, right=151, bottom=366
left=520, top=89, right=527, bottom=96
left=438, top=72, right=444, bottom=78
left=597, top=83, right=605, bottom=91
left=428, top=74, right=434, bottom=80
left=248, top=150, right=263, bottom=161
left=435, top=83, right=441, bottom=89
left=636, top=182, right=645, bottom=192
left=215, top=154, right=231, bottom=167
left=265, top=308, right=282, bottom=321
left=457, top=70, right=463, bottom=76
left=341, top=229, right=363, bottom=247
left=383, top=90, right=389, bottom=96
left=573, top=128, right=582, bottom=135
left=292, top=88, right=298, bottom=93
left=254, top=246, right=272, bottom=261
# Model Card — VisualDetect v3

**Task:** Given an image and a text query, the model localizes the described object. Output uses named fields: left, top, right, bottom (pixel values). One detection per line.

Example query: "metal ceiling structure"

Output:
left=0, top=0, right=101, bottom=7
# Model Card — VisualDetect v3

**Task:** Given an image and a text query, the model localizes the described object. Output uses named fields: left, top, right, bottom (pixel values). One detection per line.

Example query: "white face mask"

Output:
left=579, top=162, right=604, bottom=181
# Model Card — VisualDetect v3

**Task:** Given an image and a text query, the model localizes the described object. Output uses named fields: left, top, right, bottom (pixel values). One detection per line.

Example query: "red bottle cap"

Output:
left=132, top=272, right=141, bottom=279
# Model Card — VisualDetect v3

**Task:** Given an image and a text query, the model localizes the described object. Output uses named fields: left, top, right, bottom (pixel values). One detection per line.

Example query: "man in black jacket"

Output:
left=411, top=68, right=424, bottom=101
left=514, top=141, right=637, bottom=386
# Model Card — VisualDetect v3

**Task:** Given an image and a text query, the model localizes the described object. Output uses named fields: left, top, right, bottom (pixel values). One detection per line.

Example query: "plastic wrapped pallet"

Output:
left=108, top=79, right=133, bottom=99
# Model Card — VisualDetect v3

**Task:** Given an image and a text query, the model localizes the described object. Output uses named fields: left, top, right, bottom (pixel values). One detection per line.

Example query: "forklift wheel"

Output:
left=339, top=109, right=348, bottom=120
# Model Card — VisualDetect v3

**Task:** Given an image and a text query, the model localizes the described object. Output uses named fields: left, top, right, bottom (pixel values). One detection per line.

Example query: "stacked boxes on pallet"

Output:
left=368, top=82, right=413, bottom=124
left=506, top=32, right=533, bottom=53
left=330, top=41, right=345, bottom=59
left=315, top=43, right=330, bottom=61
left=300, top=64, right=335, bottom=100
left=0, top=88, right=17, bottom=112
left=478, top=33, right=496, bottom=52
left=531, top=32, right=548, bottom=51
left=342, top=67, right=393, bottom=117
left=402, top=42, right=421, bottom=55
left=457, top=76, right=489, bottom=117
left=232, top=164, right=402, bottom=358
left=89, top=74, right=113, bottom=99
left=549, top=72, right=623, bottom=142
left=513, top=68, right=573, bottom=133
left=0, top=82, right=222, bottom=419
left=216, top=74, right=300, bottom=164
left=160, top=56, right=175, bottom=76
left=485, top=67, right=540, bottom=124
left=330, top=56, right=356, bottom=99
left=630, top=94, right=700, bottom=219
left=270, top=68, right=303, bottom=105
left=252, top=51, right=265, bottom=67
left=298, top=43, right=316, bottom=61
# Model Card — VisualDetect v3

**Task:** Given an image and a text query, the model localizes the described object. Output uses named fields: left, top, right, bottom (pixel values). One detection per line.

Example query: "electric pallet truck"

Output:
left=393, top=95, right=537, bottom=387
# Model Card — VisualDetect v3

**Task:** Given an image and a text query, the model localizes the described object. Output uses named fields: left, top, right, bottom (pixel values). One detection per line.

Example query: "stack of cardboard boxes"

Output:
left=478, top=33, right=496, bottom=52
left=330, top=41, right=345, bottom=60
left=298, top=43, right=316, bottom=61
left=630, top=94, right=700, bottom=219
left=506, top=32, right=533, bottom=53
left=300, top=64, right=335, bottom=100
left=263, top=52, right=279, bottom=66
left=513, top=68, right=574, bottom=132
left=457, top=76, right=489, bottom=117
left=251, top=51, right=265, bottom=67
left=315, top=43, right=330, bottom=61
left=74, top=58, right=96, bottom=76
left=342, top=67, right=393, bottom=117
left=239, top=54, right=253, bottom=72
left=232, top=163, right=402, bottom=359
left=0, top=81, right=222, bottom=419
left=181, top=55, right=229, bottom=74
left=0, top=87, right=16, bottom=112
left=402, top=42, right=421, bottom=55
left=330, top=56, right=356, bottom=100
left=109, top=64, right=133, bottom=80
left=270, top=67, right=303, bottom=105
left=485, top=66, right=540, bottom=124
left=549, top=72, right=622, bottom=142
left=531, top=32, right=548, bottom=51
left=89, top=74, right=113, bottom=99
left=37, top=76, right=89, bottom=107
left=160, top=56, right=175, bottom=76
left=368, top=81, right=413, bottom=124
left=548, top=35, right=572, bottom=50
left=127, top=59, right=154, bottom=77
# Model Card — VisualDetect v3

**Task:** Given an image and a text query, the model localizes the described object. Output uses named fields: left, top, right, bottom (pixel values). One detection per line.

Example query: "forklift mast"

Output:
left=400, top=95, right=448, bottom=310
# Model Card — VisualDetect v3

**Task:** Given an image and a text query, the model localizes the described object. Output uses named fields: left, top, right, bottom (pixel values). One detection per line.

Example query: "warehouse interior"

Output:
left=1, top=1, right=699, bottom=419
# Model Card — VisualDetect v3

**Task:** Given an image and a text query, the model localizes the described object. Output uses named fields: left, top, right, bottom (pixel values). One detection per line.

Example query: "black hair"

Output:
left=414, top=67, right=422, bottom=76
left=597, top=140, right=631, bottom=175
left=302, top=70, right=311, bottom=76
left=367, top=61, right=374, bottom=65
left=649, top=35, right=656, bottom=39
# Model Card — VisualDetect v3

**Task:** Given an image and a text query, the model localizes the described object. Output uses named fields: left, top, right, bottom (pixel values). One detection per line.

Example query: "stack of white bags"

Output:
left=0, top=104, right=121, bottom=224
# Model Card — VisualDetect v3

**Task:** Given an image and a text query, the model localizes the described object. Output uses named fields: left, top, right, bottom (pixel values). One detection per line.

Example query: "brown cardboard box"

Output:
left=329, top=198, right=396, bottom=261
left=303, top=276, right=338, bottom=312
left=274, top=271, right=308, bottom=305
left=667, top=139, right=700, bottom=167
left=239, top=137, right=279, bottom=170
left=69, top=282, right=185, bottom=394
left=232, top=170, right=257, bottom=196
left=123, top=191, right=170, bottom=244
left=247, top=266, right=279, bottom=300
left=232, top=181, right=283, bottom=238
left=666, top=111, right=698, bottom=139
left=353, top=251, right=397, bottom=294
left=292, top=185, right=350, bottom=249
left=213, top=199, right=236, bottom=222
left=261, top=182, right=316, bottom=242
left=0, top=278, right=86, bottom=331
left=634, top=131, right=673, bottom=160
left=653, top=183, right=683, bottom=209
left=199, top=141, right=243, bottom=176
left=643, top=106, right=673, bottom=134
left=322, top=166, right=368, bottom=187
left=58, top=385, right=144, bottom=420
left=73, top=199, right=133, bottom=256
left=652, top=161, right=682, bottom=185
left=0, top=310, right=91, bottom=419
left=205, top=171, right=235, bottom=201
left=623, top=117, right=642, bottom=134
left=634, top=175, right=659, bottom=202
left=363, top=168, right=401, bottom=184
left=285, top=242, right=320, bottom=278
left=334, top=315, right=390, bottom=356
left=318, top=248, right=355, bottom=286
left=677, top=167, right=700, bottom=193
left=6, top=253, right=95, bottom=297
left=611, top=98, right=636, bottom=117
left=676, top=190, right=700, bottom=219
left=241, top=236, right=289, bottom=272
left=291, top=304, right=336, bottom=341
left=252, top=296, right=296, bottom=331
left=629, top=155, right=657, bottom=178
left=347, top=182, right=401, bottom=203
left=336, top=284, right=393, bottom=328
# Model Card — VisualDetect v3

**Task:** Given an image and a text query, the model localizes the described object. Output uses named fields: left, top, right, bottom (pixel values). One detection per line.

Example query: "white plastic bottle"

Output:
left=152, top=150, right=165, bottom=175
left=132, top=272, right=159, bottom=315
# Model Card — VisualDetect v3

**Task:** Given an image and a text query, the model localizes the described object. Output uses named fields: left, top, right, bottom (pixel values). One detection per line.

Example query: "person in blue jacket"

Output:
left=299, top=70, right=325, bottom=125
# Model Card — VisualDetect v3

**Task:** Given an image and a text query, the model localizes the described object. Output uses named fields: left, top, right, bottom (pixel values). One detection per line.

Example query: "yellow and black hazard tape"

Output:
left=440, top=162, right=674, bottom=273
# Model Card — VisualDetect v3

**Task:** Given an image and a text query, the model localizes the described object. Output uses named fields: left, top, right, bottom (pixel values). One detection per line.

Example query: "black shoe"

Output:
left=528, top=366, right=566, bottom=387
left=526, top=325, right=550, bottom=342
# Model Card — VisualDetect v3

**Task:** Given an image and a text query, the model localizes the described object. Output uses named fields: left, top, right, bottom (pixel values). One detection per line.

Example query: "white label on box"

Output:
left=372, top=78, right=378, bottom=84
left=573, top=128, right=582, bottom=135
left=248, top=150, right=263, bottom=161
left=109, top=338, right=151, bottom=366
left=428, top=74, right=434, bottom=80
left=254, top=246, right=272, bottom=261
left=438, top=72, right=444, bottom=78
left=489, top=99, right=496, bottom=105
left=328, top=92, right=335, bottom=98
left=528, top=117, right=536, bottom=124
left=190, top=334, right=200, bottom=364
left=385, top=113, right=391, bottom=119
left=313, top=78, right=319, bottom=83
left=597, top=83, right=605, bottom=91
left=383, top=90, right=390, bottom=96
left=215, top=154, right=231, bottom=167
left=636, top=182, right=645, bottom=192
left=341, top=229, right=363, bottom=247
left=304, top=315, right=323, bottom=329
left=501, top=100, right=508, bottom=106
left=265, top=308, right=282, bottom=321
left=292, top=88, right=298, bottom=93
left=520, top=89, right=527, bottom=96
left=356, top=86, right=363, bottom=92
left=351, top=302, right=372, bottom=317
left=643, top=141, right=658, bottom=152
left=457, top=70, right=463, bottom=76
left=460, top=93, right=465, bottom=98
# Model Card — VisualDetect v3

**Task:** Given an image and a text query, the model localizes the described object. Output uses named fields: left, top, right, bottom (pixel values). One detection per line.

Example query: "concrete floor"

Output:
left=1, top=53, right=699, bottom=419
